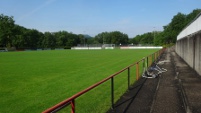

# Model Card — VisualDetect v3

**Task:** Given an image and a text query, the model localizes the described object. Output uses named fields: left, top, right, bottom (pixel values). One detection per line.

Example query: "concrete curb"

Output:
left=172, top=50, right=191, bottom=113
left=178, top=79, right=192, bottom=113
left=149, top=76, right=161, bottom=113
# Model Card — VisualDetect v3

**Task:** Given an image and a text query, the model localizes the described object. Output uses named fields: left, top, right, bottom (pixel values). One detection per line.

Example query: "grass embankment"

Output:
left=0, top=49, right=158, bottom=113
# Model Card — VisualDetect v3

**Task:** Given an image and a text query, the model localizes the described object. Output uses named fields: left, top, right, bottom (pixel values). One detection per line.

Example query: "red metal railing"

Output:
left=42, top=48, right=166, bottom=113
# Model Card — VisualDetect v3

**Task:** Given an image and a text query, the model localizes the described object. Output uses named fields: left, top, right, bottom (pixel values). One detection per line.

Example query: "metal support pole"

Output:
left=154, top=53, right=156, bottom=61
left=111, top=77, right=114, bottom=109
left=136, top=63, right=139, bottom=80
left=71, top=100, right=75, bottom=113
left=157, top=51, right=159, bottom=60
left=128, top=67, right=130, bottom=89
left=152, top=54, right=155, bottom=62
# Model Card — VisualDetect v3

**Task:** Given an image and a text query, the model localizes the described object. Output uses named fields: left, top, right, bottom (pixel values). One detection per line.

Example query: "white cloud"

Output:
left=17, top=0, right=57, bottom=21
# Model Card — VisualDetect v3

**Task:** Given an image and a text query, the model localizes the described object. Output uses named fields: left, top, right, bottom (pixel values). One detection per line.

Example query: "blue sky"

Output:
left=0, top=0, right=200, bottom=37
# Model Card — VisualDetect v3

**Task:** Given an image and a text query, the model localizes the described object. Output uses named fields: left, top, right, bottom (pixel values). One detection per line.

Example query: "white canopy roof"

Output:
left=177, top=13, right=201, bottom=40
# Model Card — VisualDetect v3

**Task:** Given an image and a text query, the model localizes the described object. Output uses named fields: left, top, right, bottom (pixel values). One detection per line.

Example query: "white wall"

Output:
left=176, top=13, right=201, bottom=75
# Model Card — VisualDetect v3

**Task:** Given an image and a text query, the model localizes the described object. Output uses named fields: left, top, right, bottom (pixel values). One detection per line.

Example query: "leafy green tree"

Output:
left=153, top=31, right=163, bottom=46
left=94, top=32, right=108, bottom=44
left=86, top=37, right=95, bottom=45
left=133, top=32, right=154, bottom=45
left=23, top=29, right=41, bottom=49
left=133, top=9, right=201, bottom=46
left=94, top=31, right=128, bottom=45
left=164, top=12, right=186, bottom=43
left=0, top=14, right=15, bottom=47
left=129, top=38, right=138, bottom=45
left=54, top=31, right=67, bottom=47
left=78, top=34, right=84, bottom=45
left=66, top=33, right=79, bottom=48
left=185, top=9, right=201, bottom=26
left=12, top=25, right=27, bottom=49
left=43, top=32, right=56, bottom=49
left=161, top=9, right=200, bottom=44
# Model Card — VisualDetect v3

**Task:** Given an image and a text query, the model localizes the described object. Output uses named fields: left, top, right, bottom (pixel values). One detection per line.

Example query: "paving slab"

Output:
left=150, top=48, right=185, bottom=113
left=173, top=52, right=201, bottom=113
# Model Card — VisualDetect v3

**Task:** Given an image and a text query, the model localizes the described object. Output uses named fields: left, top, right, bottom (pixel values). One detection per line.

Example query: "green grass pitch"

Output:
left=0, top=49, right=159, bottom=113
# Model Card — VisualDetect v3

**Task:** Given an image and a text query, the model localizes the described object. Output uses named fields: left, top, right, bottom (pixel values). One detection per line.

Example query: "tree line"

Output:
left=130, top=9, right=201, bottom=46
left=0, top=15, right=86, bottom=49
left=0, top=14, right=128, bottom=49
left=0, top=9, right=200, bottom=49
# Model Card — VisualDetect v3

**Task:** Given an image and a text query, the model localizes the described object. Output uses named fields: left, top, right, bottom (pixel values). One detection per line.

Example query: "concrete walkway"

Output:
left=107, top=48, right=201, bottom=113
left=173, top=49, right=201, bottom=113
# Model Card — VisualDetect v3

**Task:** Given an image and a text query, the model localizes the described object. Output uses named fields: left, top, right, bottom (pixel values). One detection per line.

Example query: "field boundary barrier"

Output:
left=42, top=48, right=166, bottom=113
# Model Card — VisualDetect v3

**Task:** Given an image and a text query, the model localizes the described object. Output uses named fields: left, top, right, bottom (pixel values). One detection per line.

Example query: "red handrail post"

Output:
left=150, top=55, right=153, bottom=64
left=153, top=53, right=155, bottom=63
left=111, top=77, right=114, bottom=109
left=154, top=52, right=156, bottom=61
left=71, top=100, right=75, bottom=113
left=128, top=67, right=130, bottom=89
left=136, top=63, right=139, bottom=80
